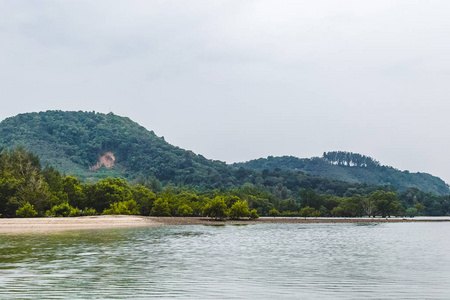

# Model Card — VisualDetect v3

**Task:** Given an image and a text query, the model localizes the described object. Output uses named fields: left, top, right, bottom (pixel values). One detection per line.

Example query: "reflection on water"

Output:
left=1, top=223, right=450, bottom=299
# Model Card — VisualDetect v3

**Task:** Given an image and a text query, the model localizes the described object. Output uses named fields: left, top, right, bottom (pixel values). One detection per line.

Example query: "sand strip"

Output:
left=1, top=216, right=449, bottom=234
left=0, top=215, right=162, bottom=234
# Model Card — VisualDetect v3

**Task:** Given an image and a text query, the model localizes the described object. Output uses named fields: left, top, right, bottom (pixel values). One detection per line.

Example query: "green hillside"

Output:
left=0, top=111, right=235, bottom=188
left=0, top=111, right=447, bottom=197
left=1, top=111, right=449, bottom=217
left=0, top=111, right=376, bottom=197
left=232, top=152, right=450, bottom=195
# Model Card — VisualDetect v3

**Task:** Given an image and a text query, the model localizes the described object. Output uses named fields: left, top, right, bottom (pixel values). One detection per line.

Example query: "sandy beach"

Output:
left=0, top=215, right=161, bottom=234
left=1, top=216, right=449, bottom=234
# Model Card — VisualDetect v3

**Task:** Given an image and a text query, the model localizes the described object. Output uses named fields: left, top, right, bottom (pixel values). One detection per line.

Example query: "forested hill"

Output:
left=231, top=152, right=450, bottom=195
left=0, top=111, right=375, bottom=197
left=0, top=110, right=233, bottom=187
left=1, top=111, right=448, bottom=197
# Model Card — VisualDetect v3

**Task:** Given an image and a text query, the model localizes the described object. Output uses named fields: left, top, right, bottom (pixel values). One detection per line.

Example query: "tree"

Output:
left=103, top=200, right=140, bottom=215
left=298, top=189, right=323, bottom=210
left=248, top=197, right=274, bottom=216
left=334, top=194, right=364, bottom=217
left=46, top=203, right=72, bottom=217
left=151, top=198, right=171, bottom=216
left=331, top=206, right=345, bottom=217
left=311, top=209, right=321, bottom=218
left=279, top=198, right=298, bottom=213
left=405, top=207, right=418, bottom=217
left=0, top=177, right=18, bottom=216
left=225, top=196, right=240, bottom=208
left=229, top=201, right=250, bottom=219
left=202, top=196, right=228, bottom=220
left=268, top=208, right=280, bottom=217
left=178, top=204, right=193, bottom=216
left=62, top=176, right=86, bottom=209
left=414, top=202, right=425, bottom=215
left=369, top=190, right=400, bottom=217
left=69, top=207, right=82, bottom=217
left=132, top=185, right=156, bottom=215
left=299, top=206, right=320, bottom=218
left=83, top=207, right=97, bottom=216
left=250, top=209, right=259, bottom=219
left=362, top=196, right=377, bottom=217
left=85, top=177, right=133, bottom=212
left=16, top=202, right=38, bottom=218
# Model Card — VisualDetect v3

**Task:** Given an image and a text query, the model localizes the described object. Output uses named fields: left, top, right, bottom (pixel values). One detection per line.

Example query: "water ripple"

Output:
left=1, top=223, right=450, bottom=299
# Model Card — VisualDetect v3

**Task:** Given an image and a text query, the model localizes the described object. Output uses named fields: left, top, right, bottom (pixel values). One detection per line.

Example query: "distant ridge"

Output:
left=231, top=152, right=449, bottom=195
left=0, top=111, right=448, bottom=195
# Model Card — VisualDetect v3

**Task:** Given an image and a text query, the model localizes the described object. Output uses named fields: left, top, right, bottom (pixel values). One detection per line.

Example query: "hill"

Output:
left=0, top=111, right=374, bottom=197
left=231, top=152, right=450, bottom=195
left=0, top=111, right=447, bottom=197
left=0, top=110, right=234, bottom=188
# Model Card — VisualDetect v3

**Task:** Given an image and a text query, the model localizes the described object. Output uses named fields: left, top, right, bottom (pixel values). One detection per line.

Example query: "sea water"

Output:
left=1, top=222, right=449, bottom=299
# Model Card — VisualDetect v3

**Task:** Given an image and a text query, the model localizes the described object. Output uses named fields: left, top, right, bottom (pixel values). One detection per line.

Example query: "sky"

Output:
left=1, top=0, right=450, bottom=183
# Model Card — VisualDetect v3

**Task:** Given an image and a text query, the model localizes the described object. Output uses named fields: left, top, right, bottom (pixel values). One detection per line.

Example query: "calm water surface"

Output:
left=1, top=223, right=450, bottom=299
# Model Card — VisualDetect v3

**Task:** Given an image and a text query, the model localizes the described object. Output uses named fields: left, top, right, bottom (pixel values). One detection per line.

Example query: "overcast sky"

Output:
left=1, top=0, right=450, bottom=183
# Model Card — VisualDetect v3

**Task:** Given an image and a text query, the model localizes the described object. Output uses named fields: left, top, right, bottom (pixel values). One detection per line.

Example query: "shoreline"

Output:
left=152, top=216, right=450, bottom=226
left=0, top=215, right=160, bottom=234
left=1, top=216, right=449, bottom=234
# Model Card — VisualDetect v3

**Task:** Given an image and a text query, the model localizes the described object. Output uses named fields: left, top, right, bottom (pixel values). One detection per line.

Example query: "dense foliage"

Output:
left=0, top=111, right=448, bottom=217
left=232, top=152, right=450, bottom=195
left=1, top=148, right=449, bottom=218
left=0, top=111, right=406, bottom=198
left=322, top=151, right=380, bottom=168
left=0, top=110, right=234, bottom=187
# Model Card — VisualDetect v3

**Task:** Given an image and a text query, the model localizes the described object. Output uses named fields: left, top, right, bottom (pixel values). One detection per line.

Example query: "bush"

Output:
left=178, top=204, right=193, bottom=216
left=69, top=207, right=82, bottom=217
left=250, top=209, right=259, bottom=219
left=202, top=196, right=228, bottom=220
left=229, top=201, right=250, bottom=219
left=103, top=200, right=140, bottom=215
left=405, top=207, right=418, bottom=217
left=83, top=207, right=97, bottom=216
left=331, top=206, right=345, bottom=217
left=280, top=211, right=300, bottom=217
left=300, top=206, right=321, bottom=218
left=151, top=198, right=171, bottom=216
left=16, top=202, right=38, bottom=218
left=268, top=209, right=280, bottom=217
left=132, top=185, right=156, bottom=216
left=46, top=203, right=72, bottom=217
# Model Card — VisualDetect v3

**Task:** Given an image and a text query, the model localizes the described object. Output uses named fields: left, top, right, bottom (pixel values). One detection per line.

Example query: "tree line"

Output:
left=322, top=151, right=380, bottom=168
left=1, top=148, right=449, bottom=218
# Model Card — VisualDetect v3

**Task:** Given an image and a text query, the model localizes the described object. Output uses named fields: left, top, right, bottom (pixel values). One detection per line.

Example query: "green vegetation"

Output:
left=1, top=146, right=449, bottom=219
left=46, top=203, right=74, bottom=217
left=232, top=152, right=450, bottom=195
left=177, top=204, right=193, bottom=217
left=202, top=197, right=228, bottom=220
left=269, top=209, right=280, bottom=217
left=0, top=111, right=234, bottom=187
left=1, top=111, right=447, bottom=200
left=0, top=111, right=449, bottom=218
left=250, top=209, right=259, bottom=219
left=151, top=198, right=171, bottom=216
left=16, top=202, right=38, bottom=218
left=299, top=206, right=321, bottom=218
left=229, top=201, right=250, bottom=219
left=103, top=200, right=140, bottom=215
